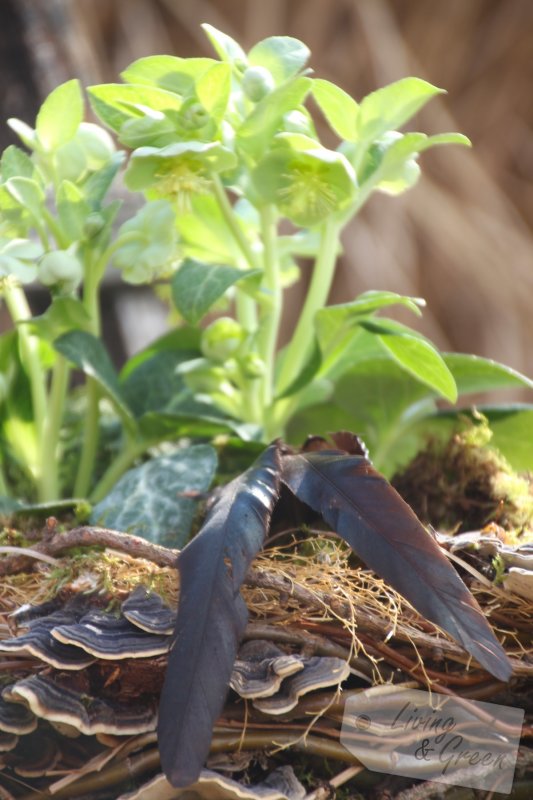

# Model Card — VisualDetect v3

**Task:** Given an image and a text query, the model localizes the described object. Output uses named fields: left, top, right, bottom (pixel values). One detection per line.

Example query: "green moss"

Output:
left=392, top=416, right=533, bottom=535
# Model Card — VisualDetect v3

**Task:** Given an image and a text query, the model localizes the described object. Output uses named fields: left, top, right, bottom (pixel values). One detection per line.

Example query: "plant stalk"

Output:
left=2, top=283, right=48, bottom=490
left=39, top=354, right=70, bottom=500
left=73, top=377, right=101, bottom=499
left=211, top=174, right=260, bottom=271
left=273, top=218, right=341, bottom=416
left=89, top=436, right=147, bottom=504
left=257, top=204, right=281, bottom=419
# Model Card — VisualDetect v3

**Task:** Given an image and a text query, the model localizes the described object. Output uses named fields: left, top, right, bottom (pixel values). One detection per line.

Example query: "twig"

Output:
left=0, top=526, right=178, bottom=576
left=304, top=764, right=365, bottom=800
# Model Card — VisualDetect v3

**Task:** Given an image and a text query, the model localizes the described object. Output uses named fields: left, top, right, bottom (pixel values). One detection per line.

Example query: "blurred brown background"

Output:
left=2, top=0, right=533, bottom=380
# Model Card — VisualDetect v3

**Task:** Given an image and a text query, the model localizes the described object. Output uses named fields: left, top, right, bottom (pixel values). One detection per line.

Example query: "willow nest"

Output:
left=0, top=523, right=532, bottom=799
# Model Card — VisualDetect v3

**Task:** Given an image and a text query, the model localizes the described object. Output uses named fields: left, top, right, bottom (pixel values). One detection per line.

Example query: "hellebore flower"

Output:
left=112, top=199, right=178, bottom=284
left=124, top=141, right=237, bottom=215
left=252, top=136, right=357, bottom=227
left=0, top=238, right=43, bottom=284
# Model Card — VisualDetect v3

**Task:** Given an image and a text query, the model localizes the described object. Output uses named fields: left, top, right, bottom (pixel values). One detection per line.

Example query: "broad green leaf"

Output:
left=376, top=331, right=457, bottom=403
left=444, top=353, right=533, bottom=394
left=176, top=194, right=250, bottom=266
left=315, top=292, right=424, bottom=378
left=56, top=180, right=91, bottom=242
left=36, top=79, right=83, bottom=150
left=120, top=327, right=201, bottom=380
left=312, top=79, right=359, bottom=141
left=0, top=145, right=34, bottom=181
left=237, top=77, right=313, bottom=158
left=25, top=297, right=91, bottom=342
left=195, top=62, right=231, bottom=121
left=90, top=444, right=217, bottom=546
left=480, top=406, right=533, bottom=472
left=171, top=259, right=260, bottom=325
left=121, top=55, right=217, bottom=95
left=121, top=349, right=197, bottom=418
left=6, top=119, right=37, bottom=150
left=118, top=115, right=177, bottom=149
left=202, top=23, right=247, bottom=64
left=54, top=330, right=136, bottom=430
left=82, top=153, right=125, bottom=209
left=88, top=84, right=183, bottom=133
left=137, top=408, right=243, bottom=442
left=5, top=177, right=45, bottom=219
left=248, top=36, right=310, bottom=83
left=365, top=131, right=470, bottom=196
left=358, top=78, right=444, bottom=142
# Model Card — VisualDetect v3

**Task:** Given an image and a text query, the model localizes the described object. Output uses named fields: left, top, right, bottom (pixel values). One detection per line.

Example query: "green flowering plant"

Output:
left=1, top=25, right=532, bottom=539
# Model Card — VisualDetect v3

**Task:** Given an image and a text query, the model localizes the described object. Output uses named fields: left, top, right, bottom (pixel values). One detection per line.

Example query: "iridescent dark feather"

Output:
left=281, top=450, right=512, bottom=682
left=157, top=443, right=281, bottom=787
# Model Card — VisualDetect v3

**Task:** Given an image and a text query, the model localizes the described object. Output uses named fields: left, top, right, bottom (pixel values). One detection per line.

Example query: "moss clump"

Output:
left=391, top=417, right=533, bottom=535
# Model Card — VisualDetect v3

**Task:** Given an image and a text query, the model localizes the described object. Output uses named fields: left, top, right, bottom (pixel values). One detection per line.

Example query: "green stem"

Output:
left=73, top=377, right=101, bottom=500
left=257, top=205, right=281, bottom=414
left=39, top=354, right=70, bottom=501
left=235, top=290, right=262, bottom=424
left=275, top=218, right=341, bottom=398
left=89, top=436, right=147, bottom=505
left=211, top=175, right=260, bottom=271
left=3, top=283, right=47, bottom=445
left=41, top=207, right=69, bottom=249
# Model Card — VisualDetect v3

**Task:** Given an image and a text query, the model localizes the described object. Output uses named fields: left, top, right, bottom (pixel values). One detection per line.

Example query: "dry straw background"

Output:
left=4, top=0, right=533, bottom=385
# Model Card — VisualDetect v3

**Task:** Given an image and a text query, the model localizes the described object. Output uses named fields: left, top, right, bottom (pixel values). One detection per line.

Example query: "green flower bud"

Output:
left=184, top=364, right=227, bottom=394
left=179, top=99, right=210, bottom=131
left=242, top=66, right=275, bottom=102
left=76, top=123, right=115, bottom=169
left=201, top=317, right=245, bottom=363
left=83, top=212, right=106, bottom=239
left=283, top=110, right=316, bottom=136
left=239, top=353, right=265, bottom=379
left=38, top=249, right=83, bottom=293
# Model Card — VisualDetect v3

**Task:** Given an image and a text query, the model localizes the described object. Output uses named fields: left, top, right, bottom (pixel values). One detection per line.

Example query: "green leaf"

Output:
left=358, top=78, right=444, bottom=142
left=202, top=24, right=247, bottom=64
left=54, top=330, right=136, bottom=430
left=88, top=84, right=183, bottom=133
left=121, top=55, right=217, bottom=95
left=237, top=76, right=313, bottom=159
left=312, top=79, right=359, bottom=141
left=315, top=292, right=425, bottom=378
left=445, top=353, right=533, bottom=394
left=120, top=327, right=201, bottom=380
left=171, top=259, right=260, bottom=325
left=90, top=445, right=217, bottom=547
left=0, top=145, right=34, bottom=181
left=248, top=36, right=310, bottom=83
left=176, top=195, right=253, bottom=266
left=5, top=177, right=45, bottom=219
left=36, top=79, right=83, bottom=150
left=56, top=180, right=91, bottom=242
left=25, top=297, right=91, bottom=342
left=195, top=62, right=231, bottom=121
left=121, top=350, right=197, bottom=418
left=480, top=406, right=533, bottom=472
left=82, top=153, right=125, bottom=209
left=6, top=118, right=37, bottom=150
left=376, top=331, right=457, bottom=403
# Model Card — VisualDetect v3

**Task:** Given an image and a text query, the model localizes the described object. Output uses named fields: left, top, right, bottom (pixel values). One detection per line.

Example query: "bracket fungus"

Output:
left=6, top=674, right=158, bottom=736
left=51, top=610, right=171, bottom=659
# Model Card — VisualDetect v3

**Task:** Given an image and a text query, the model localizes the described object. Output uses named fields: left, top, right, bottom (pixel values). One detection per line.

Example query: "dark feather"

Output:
left=281, top=450, right=512, bottom=682
left=157, top=443, right=281, bottom=787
